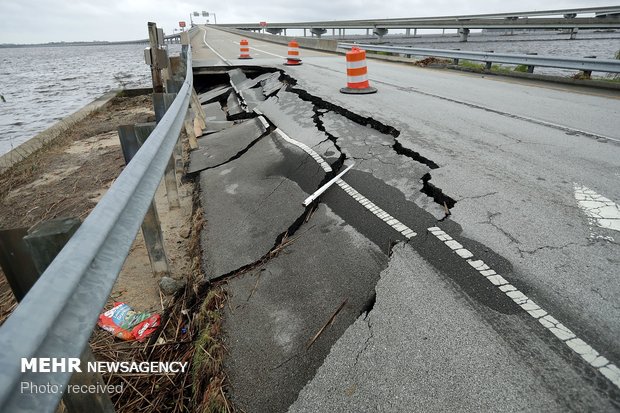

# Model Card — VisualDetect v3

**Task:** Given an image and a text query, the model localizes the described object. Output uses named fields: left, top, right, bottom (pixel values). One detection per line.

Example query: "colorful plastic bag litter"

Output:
left=98, top=302, right=160, bottom=341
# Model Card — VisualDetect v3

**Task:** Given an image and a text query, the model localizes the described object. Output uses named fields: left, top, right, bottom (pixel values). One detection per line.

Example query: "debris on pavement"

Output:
left=97, top=302, right=161, bottom=341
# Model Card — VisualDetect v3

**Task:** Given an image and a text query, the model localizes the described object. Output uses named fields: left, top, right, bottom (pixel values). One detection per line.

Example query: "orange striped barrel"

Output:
left=239, top=39, right=252, bottom=59
left=284, top=40, right=302, bottom=65
left=340, top=47, right=377, bottom=94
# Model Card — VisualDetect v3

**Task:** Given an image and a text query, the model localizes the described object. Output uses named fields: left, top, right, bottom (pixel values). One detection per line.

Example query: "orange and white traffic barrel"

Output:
left=340, top=47, right=377, bottom=94
left=239, top=39, right=252, bottom=59
left=284, top=40, right=302, bottom=65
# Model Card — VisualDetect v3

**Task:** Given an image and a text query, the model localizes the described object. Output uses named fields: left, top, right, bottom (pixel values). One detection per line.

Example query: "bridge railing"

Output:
left=338, top=42, right=620, bottom=74
left=0, top=41, right=193, bottom=413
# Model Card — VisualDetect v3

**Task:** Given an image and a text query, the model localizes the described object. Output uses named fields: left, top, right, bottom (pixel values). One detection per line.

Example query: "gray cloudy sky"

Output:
left=0, top=0, right=612, bottom=44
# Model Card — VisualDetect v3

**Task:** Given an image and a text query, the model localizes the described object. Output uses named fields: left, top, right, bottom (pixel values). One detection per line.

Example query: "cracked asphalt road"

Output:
left=191, top=26, right=620, bottom=412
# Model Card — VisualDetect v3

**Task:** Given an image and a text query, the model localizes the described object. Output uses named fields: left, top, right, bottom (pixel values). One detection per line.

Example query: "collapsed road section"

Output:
left=190, top=66, right=619, bottom=412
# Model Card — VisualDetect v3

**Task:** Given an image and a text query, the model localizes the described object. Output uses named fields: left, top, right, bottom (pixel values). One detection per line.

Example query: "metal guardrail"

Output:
left=338, top=42, right=620, bottom=73
left=0, top=46, right=193, bottom=413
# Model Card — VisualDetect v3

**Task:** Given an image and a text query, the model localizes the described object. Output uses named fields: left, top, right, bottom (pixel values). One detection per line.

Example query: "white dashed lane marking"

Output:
left=272, top=127, right=416, bottom=239
left=427, top=226, right=620, bottom=390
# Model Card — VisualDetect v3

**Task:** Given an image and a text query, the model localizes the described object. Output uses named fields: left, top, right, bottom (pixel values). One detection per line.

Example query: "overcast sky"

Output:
left=0, top=0, right=614, bottom=44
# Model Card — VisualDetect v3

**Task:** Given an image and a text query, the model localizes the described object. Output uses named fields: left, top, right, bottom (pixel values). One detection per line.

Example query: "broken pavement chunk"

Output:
left=198, top=85, right=231, bottom=104
left=188, top=118, right=266, bottom=174
left=202, top=102, right=227, bottom=122
left=226, top=92, right=245, bottom=119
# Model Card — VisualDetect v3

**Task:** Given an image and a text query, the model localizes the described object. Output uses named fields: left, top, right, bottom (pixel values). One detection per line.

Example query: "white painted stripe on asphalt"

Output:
left=202, top=29, right=232, bottom=66
left=273, top=128, right=416, bottom=239
left=274, top=128, right=332, bottom=173
left=574, top=184, right=620, bottom=233
left=427, top=226, right=620, bottom=389
left=257, top=116, right=270, bottom=131
left=341, top=181, right=416, bottom=239
left=232, top=40, right=286, bottom=59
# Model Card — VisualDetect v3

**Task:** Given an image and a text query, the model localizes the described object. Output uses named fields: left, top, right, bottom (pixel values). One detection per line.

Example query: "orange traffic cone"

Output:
left=284, top=40, right=302, bottom=65
left=239, top=39, right=252, bottom=59
left=340, top=47, right=377, bottom=94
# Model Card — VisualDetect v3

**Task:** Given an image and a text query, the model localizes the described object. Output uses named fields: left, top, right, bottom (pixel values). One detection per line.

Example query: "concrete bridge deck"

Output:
left=189, top=26, right=620, bottom=412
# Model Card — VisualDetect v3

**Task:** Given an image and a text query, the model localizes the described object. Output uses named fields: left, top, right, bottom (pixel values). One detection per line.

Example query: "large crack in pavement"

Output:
left=193, top=67, right=620, bottom=411
left=276, top=70, right=457, bottom=217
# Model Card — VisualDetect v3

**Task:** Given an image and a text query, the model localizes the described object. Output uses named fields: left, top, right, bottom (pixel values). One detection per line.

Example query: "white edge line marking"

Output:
left=385, top=83, right=620, bottom=143
left=574, top=183, right=620, bottom=233
left=202, top=28, right=231, bottom=66
left=426, top=226, right=620, bottom=389
left=273, top=128, right=416, bottom=238
left=257, top=116, right=270, bottom=130
left=232, top=40, right=286, bottom=59
left=303, top=164, right=355, bottom=207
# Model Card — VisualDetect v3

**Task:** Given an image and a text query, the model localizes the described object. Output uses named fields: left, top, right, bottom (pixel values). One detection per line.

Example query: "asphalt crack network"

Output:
left=191, top=124, right=272, bottom=174
left=210, top=203, right=318, bottom=282
left=275, top=70, right=458, bottom=215
left=311, top=105, right=346, bottom=174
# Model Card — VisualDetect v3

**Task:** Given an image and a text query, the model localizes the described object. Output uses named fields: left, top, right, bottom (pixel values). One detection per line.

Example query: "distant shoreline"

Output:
left=0, top=40, right=149, bottom=48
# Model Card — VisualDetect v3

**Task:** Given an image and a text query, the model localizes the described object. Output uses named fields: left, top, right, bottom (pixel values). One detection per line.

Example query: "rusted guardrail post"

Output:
left=118, top=125, right=171, bottom=277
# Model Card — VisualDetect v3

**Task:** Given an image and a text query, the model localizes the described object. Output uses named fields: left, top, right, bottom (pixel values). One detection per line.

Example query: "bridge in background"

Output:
left=215, top=5, right=620, bottom=41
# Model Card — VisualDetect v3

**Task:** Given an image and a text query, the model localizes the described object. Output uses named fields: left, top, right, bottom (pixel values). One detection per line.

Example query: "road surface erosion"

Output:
left=189, top=26, right=620, bottom=412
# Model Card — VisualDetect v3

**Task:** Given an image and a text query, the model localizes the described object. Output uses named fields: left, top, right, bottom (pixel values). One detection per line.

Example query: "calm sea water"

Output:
left=0, top=43, right=180, bottom=156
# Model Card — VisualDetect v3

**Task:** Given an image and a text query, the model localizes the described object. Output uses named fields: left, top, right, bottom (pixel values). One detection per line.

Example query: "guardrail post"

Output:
left=147, top=22, right=165, bottom=93
left=118, top=125, right=171, bottom=277
left=570, top=27, right=578, bottom=40
left=21, top=218, right=115, bottom=413
left=0, top=228, right=40, bottom=302
left=582, top=55, right=596, bottom=79
left=459, top=28, right=470, bottom=42
left=526, top=52, right=537, bottom=73
left=23, top=218, right=81, bottom=275
left=153, top=93, right=181, bottom=209
left=134, top=122, right=182, bottom=174
left=484, top=51, right=494, bottom=71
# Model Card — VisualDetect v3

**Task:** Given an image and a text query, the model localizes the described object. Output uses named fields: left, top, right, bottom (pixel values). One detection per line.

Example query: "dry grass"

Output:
left=90, top=187, right=232, bottom=413
left=0, top=94, right=233, bottom=412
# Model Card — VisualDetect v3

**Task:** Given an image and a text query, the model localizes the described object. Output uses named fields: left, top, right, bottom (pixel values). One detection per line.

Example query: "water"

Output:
left=0, top=43, right=181, bottom=156
left=0, top=35, right=618, bottom=156
left=341, top=31, right=620, bottom=76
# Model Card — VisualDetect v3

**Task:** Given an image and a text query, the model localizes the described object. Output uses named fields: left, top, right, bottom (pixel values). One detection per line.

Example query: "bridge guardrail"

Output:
left=0, top=44, right=193, bottom=413
left=338, top=42, right=620, bottom=74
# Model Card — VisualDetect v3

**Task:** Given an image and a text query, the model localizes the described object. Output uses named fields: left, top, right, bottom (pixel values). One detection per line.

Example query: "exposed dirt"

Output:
left=0, top=93, right=192, bottom=321
left=414, top=56, right=452, bottom=67
left=0, top=88, right=231, bottom=412
left=0, top=95, right=153, bottom=229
